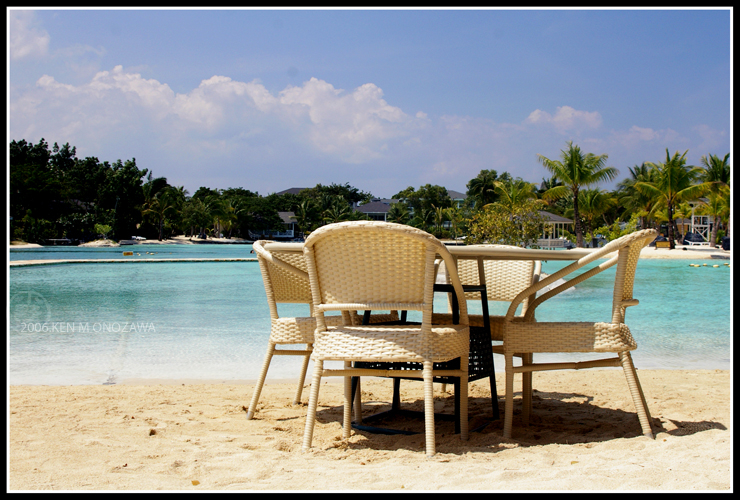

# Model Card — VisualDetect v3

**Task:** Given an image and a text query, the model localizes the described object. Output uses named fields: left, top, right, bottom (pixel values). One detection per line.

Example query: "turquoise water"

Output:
left=8, top=245, right=732, bottom=385
left=9, top=243, right=253, bottom=261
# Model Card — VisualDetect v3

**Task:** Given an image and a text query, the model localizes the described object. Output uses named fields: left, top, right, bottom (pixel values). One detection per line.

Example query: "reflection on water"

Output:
left=9, top=246, right=732, bottom=385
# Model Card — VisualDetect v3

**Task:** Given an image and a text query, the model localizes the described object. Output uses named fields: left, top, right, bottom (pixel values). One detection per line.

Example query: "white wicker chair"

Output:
left=246, top=240, right=397, bottom=420
left=434, top=247, right=542, bottom=416
left=501, top=229, right=658, bottom=439
left=301, top=221, right=470, bottom=457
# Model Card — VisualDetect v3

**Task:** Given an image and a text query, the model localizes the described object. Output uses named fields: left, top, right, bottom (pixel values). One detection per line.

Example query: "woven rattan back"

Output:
left=253, top=240, right=312, bottom=320
left=456, top=245, right=538, bottom=302
left=303, top=221, right=468, bottom=326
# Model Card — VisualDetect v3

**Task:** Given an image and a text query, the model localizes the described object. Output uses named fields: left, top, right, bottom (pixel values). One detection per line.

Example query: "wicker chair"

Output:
left=434, top=247, right=542, bottom=415
left=246, top=240, right=398, bottom=420
left=301, top=221, right=470, bottom=457
left=501, top=229, right=658, bottom=439
left=434, top=246, right=542, bottom=347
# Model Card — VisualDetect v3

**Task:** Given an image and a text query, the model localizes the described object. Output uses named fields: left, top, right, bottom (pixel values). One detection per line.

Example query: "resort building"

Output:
left=355, top=199, right=399, bottom=221
left=537, top=211, right=575, bottom=249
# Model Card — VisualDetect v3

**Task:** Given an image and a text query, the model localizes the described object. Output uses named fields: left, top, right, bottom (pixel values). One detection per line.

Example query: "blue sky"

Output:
left=8, top=8, right=732, bottom=198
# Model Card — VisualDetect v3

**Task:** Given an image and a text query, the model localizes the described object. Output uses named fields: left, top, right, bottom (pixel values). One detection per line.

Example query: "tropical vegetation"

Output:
left=10, top=138, right=730, bottom=248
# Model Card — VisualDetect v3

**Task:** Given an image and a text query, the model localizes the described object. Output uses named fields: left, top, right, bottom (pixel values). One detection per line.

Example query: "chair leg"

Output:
left=301, top=359, right=324, bottom=452
left=246, top=342, right=276, bottom=420
left=459, top=354, right=469, bottom=442
left=521, top=353, right=533, bottom=426
left=353, top=377, right=363, bottom=423
left=503, top=353, right=515, bottom=439
left=423, top=360, right=436, bottom=457
left=342, top=363, right=352, bottom=440
left=619, top=351, right=654, bottom=439
left=293, top=343, right=312, bottom=405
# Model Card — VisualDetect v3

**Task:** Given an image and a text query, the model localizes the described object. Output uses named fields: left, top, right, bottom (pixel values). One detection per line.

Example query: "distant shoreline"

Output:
left=9, top=236, right=254, bottom=249
left=10, top=239, right=729, bottom=260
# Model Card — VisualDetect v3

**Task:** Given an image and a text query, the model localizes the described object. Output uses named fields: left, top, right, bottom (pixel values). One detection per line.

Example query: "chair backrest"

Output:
left=253, top=240, right=313, bottom=320
left=436, top=245, right=542, bottom=314
left=302, top=221, right=468, bottom=330
left=452, top=244, right=541, bottom=314
left=508, top=229, right=658, bottom=324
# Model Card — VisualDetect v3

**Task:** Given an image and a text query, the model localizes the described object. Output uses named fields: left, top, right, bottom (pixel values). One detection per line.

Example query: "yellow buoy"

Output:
left=713, top=264, right=720, bottom=268
left=123, top=251, right=133, bottom=256
left=702, top=263, right=708, bottom=266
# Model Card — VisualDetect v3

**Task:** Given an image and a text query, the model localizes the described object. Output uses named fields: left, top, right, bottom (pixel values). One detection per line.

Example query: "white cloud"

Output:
left=692, top=124, right=727, bottom=152
left=9, top=10, right=50, bottom=60
left=524, top=105, right=602, bottom=133
left=10, top=68, right=429, bottom=167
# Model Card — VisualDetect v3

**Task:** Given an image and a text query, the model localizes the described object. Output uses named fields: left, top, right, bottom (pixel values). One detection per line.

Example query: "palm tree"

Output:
left=672, top=202, right=694, bottom=242
left=204, top=195, right=227, bottom=238
left=431, top=204, right=447, bottom=237
left=444, top=205, right=466, bottom=240
left=491, top=179, right=540, bottom=211
left=616, top=164, right=659, bottom=230
left=387, top=202, right=410, bottom=224
left=467, top=170, right=510, bottom=209
left=635, top=149, right=709, bottom=249
left=538, top=141, right=619, bottom=247
left=700, top=153, right=731, bottom=245
left=322, top=200, right=354, bottom=224
left=293, top=199, right=318, bottom=235
left=142, top=187, right=180, bottom=241
left=569, top=189, right=616, bottom=237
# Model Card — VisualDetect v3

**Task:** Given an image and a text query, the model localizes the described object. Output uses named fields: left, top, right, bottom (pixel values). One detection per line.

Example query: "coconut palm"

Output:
left=387, top=202, right=410, bottom=224
left=568, top=189, right=616, bottom=236
left=538, top=141, right=619, bottom=247
left=322, top=199, right=354, bottom=224
left=672, top=202, right=694, bottom=242
left=142, top=187, right=180, bottom=241
left=700, top=153, right=731, bottom=245
left=491, top=179, right=540, bottom=211
left=444, top=205, right=467, bottom=240
left=467, top=170, right=510, bottom=209
left=431, top=204, right=447, bottom=237
left=616, top=164, right=659, bottom=230
left=293, top=199, right=318, bottom=235
left=634, top=149, right=709, bottom=249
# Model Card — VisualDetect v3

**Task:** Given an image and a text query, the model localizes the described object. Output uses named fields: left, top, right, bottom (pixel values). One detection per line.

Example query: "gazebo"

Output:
left=536, top=211, right=574, bottom=249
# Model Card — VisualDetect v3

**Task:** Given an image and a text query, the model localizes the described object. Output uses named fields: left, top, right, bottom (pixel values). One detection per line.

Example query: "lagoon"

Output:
left=8, top=244, right=732, bottom=385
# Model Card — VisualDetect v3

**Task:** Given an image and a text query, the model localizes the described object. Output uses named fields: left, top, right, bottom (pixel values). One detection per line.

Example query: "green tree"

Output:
left=568, top=188, right=616, bottom=236
left=616, top=163, right=659, bottom=231
left=142, top=187, right=182, bottom=241
left=182, top=197, right=212, bottom=237
left=700, top=152, right=731, bottom=245
left=538, top=141, right=619, bottom=248
left=491, top=178, right=540, bottom=211
left=635, top=149, right=708, bottom=249
left=386, top=202, right=410, bottom=225
left=466, top=169, right=512, bottom=209
left=392, top=184, right=452, bottom=226
left=98, top=158, right=148, bottom=241
left=94, top=224, right=112, bottom=239
left=431, top=204, right=448, bottom=237
left=468, top=198, right=546, bottom=247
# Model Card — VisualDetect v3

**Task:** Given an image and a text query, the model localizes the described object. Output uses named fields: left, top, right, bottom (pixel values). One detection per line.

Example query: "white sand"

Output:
left=8, top=370, right=732, bottom=491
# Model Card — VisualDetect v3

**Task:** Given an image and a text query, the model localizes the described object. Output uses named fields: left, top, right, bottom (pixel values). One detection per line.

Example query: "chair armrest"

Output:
left=505, top=253, right=620, bottom=321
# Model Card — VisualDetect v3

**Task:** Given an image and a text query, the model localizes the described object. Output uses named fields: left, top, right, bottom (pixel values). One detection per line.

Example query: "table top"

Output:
left=261, top=241, right=593, bottom=261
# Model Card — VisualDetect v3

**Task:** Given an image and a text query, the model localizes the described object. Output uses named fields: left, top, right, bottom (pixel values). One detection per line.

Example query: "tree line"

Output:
left=10, top=138, right=730, bottom=248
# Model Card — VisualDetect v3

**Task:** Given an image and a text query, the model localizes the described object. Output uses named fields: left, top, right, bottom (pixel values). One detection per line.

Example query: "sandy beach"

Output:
left=8, top=370, right=731, bottom=491
left=8, top=239, right=732, bottom=491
